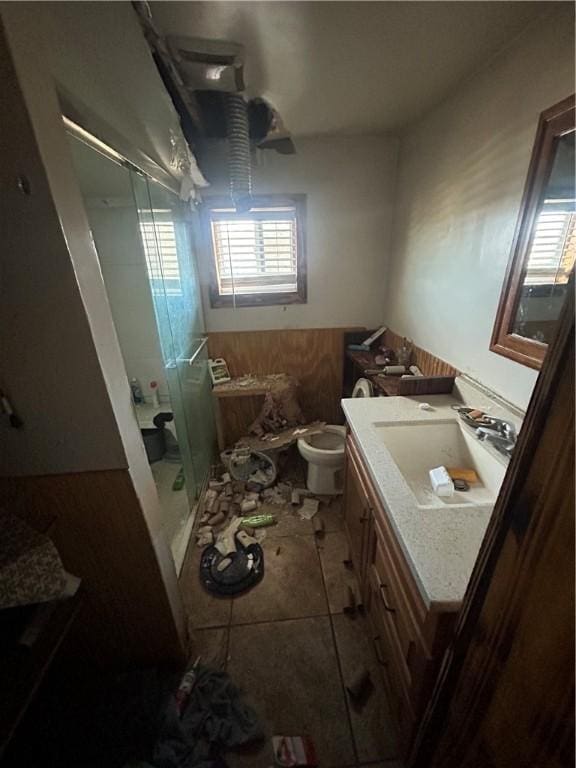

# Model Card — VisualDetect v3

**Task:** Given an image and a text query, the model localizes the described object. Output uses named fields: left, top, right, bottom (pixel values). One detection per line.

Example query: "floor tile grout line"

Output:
left=194, top=623, right=230, bottom=630
left=315, top=531, right=360, bottom=767
left=193, top=605, right=350, bottom=633
left=224, top=599, right=234, bottom=672
left=195, top=611, right=333, bottom=632
left=228, top=610, right=333, bottom=628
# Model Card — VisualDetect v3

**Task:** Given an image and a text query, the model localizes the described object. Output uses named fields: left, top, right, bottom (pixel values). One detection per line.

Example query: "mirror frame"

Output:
left=491, top=94, right=575, bottom=370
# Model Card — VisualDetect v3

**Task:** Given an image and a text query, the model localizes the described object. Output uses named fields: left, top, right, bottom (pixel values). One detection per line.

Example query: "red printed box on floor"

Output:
left=272, top=735, right=318, bottom=767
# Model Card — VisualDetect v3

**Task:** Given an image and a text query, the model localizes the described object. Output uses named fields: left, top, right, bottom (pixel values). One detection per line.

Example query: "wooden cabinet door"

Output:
left=365, top=564, right=416, bottom=748
left=344, top=442, right=371, bottom=576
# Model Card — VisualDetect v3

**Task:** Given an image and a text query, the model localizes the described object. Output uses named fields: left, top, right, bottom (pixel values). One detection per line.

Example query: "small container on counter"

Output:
left=150, top=380, right=160, bottom=408
left=429, top=466, right=455, bottom=498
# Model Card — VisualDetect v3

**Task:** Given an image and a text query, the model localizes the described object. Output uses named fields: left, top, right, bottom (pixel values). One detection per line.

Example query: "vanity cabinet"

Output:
left=344, top=435, right=457, bottom=752
left=343, top=437, right=372, bottom=578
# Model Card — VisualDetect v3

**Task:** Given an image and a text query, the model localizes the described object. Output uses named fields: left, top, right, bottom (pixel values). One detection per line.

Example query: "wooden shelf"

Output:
left=346, top=350, right=454, bottom=397
left=213, top=373, right=295, bottom=399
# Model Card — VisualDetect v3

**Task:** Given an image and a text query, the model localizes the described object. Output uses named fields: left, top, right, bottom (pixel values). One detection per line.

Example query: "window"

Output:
left=204, top=195, right=307, bottom=307
left=491, top=95, right=575, bottom=368
left=139, top=210, right=182, bottom=296
left=523, top=203, right=575, bottom=286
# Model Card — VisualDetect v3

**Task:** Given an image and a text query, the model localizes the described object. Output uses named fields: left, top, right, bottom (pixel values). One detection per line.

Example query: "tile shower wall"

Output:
left=88, top=204, right=169, bottom=401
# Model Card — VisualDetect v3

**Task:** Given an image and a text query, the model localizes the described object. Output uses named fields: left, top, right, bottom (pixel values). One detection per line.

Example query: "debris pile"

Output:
left=196, top=468, right=275, bottom=552
left=195, top=458, right=326, bottom=554
left=247, top=375, right=304, bottom=437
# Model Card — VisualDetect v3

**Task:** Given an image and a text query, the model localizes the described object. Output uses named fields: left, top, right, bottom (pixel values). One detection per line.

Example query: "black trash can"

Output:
left=141, top=428, right=166, bottom=463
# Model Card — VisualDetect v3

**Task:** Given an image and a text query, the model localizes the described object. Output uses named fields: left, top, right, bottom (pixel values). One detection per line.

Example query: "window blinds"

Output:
left=524, top=204, right=576, bottom=286
left=210, top=206, right=298, bottom=296
left=139, top=212, right=182, bottom=295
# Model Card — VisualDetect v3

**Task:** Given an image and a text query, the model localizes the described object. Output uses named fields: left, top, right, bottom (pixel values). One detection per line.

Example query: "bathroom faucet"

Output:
left=475, top=418, right=517, bottom=459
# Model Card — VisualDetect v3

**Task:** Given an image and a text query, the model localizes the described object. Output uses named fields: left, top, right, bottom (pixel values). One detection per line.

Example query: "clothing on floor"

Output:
left=152, top=665, right=263, bottom=768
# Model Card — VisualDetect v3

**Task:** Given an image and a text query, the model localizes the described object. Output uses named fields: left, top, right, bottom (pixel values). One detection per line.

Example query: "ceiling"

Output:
left=150, top=1, right=554, bottom=137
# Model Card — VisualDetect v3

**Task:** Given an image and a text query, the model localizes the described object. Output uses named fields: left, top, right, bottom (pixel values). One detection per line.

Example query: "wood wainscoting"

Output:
left=0, top=469, right=185, bottom=669
left=208, top=327, right=362, bottom=446
left=383, top=329, right=459, bottom=377
left=208, top=326, right=459, bottom=447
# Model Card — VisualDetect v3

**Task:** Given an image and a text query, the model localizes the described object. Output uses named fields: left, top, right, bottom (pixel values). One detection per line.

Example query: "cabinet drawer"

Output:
left=369, top=562, right=413, bottom=697
left=371, top=510, right=431, bottom=654
left=367, top=569, right=415, bottom=743
left=372, top=535, right=417, bottom=687
left=344, top=441, right=371, bottom=572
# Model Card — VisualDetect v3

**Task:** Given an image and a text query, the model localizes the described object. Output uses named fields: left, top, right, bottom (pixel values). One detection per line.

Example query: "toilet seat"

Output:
left=352, top=378, right=373, bottom=398
left=299, top=426, right=346, bottom=460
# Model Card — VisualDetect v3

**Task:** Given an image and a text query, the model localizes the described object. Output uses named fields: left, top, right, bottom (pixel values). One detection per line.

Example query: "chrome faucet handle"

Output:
left=493, top=418, right=517, bottom=441
left=475, top=424, right=516, bottom=459
left=475, top=417, right=516, bottom=439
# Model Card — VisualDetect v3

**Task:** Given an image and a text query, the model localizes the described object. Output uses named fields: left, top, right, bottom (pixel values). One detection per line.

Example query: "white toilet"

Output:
left=297, top=425, right=347, bottom=495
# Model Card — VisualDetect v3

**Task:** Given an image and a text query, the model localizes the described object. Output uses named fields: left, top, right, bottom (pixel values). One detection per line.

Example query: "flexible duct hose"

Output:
left=225, top=93, right=252, bottom=212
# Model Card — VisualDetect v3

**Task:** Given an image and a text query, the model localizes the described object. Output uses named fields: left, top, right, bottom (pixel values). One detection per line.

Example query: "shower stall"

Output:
left=68, top=131, right=215, bottom=572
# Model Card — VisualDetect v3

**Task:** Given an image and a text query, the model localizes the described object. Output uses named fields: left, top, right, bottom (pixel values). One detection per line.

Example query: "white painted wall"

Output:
left=384, top=6, right=575, bottom=409
left=199, top=135, right=398, bottom=332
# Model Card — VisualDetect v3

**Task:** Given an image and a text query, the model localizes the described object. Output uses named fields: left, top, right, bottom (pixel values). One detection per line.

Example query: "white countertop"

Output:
left=342, top=382, right=518, bottom=613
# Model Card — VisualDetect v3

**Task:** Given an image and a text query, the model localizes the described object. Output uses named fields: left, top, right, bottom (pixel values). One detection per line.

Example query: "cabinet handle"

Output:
left=373, top=635, right=387, bottom=666
left=360, top=506, right=372, bottom=523
left=379, top=583, right=396, bottom=613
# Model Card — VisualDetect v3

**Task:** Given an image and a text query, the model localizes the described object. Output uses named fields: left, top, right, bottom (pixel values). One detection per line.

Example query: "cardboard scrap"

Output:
left=240, top=499, right=258, bottom=514
left=298, top=497, right=320, bottom=521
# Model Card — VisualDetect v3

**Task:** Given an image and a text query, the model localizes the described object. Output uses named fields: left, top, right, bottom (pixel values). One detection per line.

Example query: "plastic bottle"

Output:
left=175, top=657, right=200, bottom=717
left=130, top=378, right=143, bottom=404
left=150, top=380, right=160, bottom=408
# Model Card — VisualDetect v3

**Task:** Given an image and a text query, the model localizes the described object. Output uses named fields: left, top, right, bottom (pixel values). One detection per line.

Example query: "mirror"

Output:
left=491, top=95, right=575, bottom=369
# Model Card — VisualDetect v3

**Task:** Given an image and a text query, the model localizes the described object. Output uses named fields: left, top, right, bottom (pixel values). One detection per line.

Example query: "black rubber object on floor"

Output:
left=200, top=534, right=264, bottom=596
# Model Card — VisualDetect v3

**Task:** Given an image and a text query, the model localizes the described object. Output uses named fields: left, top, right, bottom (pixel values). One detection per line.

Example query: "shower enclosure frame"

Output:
left=64, top=115, right=215, bottom=571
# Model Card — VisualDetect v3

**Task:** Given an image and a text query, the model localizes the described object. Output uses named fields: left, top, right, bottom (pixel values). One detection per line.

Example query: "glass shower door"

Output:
left=131, top=171, right=215, bottom=503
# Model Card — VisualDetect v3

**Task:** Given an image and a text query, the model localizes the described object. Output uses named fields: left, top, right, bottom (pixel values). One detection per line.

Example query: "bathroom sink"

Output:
left=373, top=420, right=506, bottom=508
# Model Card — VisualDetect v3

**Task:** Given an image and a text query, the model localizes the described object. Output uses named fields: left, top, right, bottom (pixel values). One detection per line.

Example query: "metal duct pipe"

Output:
left=225, top=93, right=252, bottom=212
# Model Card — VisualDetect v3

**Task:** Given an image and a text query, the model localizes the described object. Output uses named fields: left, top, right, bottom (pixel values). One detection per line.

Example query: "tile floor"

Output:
left=180, top=488, right=403, bottom=768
